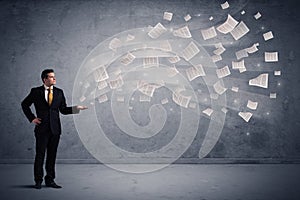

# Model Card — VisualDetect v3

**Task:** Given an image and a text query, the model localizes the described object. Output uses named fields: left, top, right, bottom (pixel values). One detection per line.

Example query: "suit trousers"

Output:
left=34, top=129, right=60, bottom=183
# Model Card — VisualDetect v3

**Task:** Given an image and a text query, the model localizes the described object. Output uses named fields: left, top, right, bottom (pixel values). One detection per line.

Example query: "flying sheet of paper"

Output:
left=215, top=42, right=224, bottom=48
left=172, top=91, right=191, bottom=108
left=167, top=66, right=179, bottom=77
left=232, top=59, right=245, bottom=69
left=182, top=41, right=200, bottom=61
left=97, top=80, right=108, bottom=90
left=274, top=70, right=281, bottom=76
left=265, top=52, right=278, bottom=62
left=79, top=96, right=86, bottom=102
left=93, top=66, right=109, bottom=82
left=270, top=93, right=277, bottom=99
left=203, top=108, right=214, bottom=117
left=185, top=67, right=201, bottom=81
left=235, top=49, right=249, bottom=60
left=238, top=112, right=253, bottom=122
left=184, top=14, right=191, bottom=22
left=140, top=94, right=152, bottom=102
left=173, top=26, right=192, bottom=38
left=263, top=31, right=274, bottom=41
left=148, top=23, right=167, bottom=39
left=221, top=107, right=228, bottom=114
left=239, top=67, right=247, bottom=73
left=230, top=21, right=250, bottom=40
left=210, top=93, right=219, bottom=100
left=249, top=73, right=269, bottom=88
left=161, top=98, right=169, bottom=104
left=231, top=86, right=239, bottom=92
left=246, top=43, right=259, bottom=53
left=121, top=52, right=136, bottom=65
left=216, top=65, right=231, bottom=78
left=109, top=75, right=124, bottom=90
left=254, top=12, right=262, bottom=20
left=143, top=57, right=159, bottom=68
left=126, top=34, right=135, bottom=41
left=98, top=94, right=108, bottom=103
left=211, top=54, right=222, bottom=63
left=201, top=26, right=217, bottom=40
left=217, top=14, right=239, bottom=34
left=137, top=80, right=147, bottom=89
left=109, top=38, right=122, bottom=51
left=247, top=100, right=258, bottom=110
left=141, top=84, right=156, bottom=97
left=213, top=81, right=227, bottom=95
left=186, top=65, right=205, bottom=81
left=213, top=43, right=226, bottom=55
left=235, top=43, right=259, bottom=60
left=163, top=12, right=173, bottom=21
left=194, top=64, right=206, bottom=75
left=138, top=83, right=156, bottom=97
left=221, top=1, right=230, bottom=9
left=168, top=55, right=181, bottom=63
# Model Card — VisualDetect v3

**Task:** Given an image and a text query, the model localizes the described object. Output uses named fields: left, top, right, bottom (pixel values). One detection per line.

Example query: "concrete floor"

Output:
left=1, top=164, right=300, bottom=200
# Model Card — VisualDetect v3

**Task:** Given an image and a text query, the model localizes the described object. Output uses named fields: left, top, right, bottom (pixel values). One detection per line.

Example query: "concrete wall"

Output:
left=0, top=0, right=299, bottom=163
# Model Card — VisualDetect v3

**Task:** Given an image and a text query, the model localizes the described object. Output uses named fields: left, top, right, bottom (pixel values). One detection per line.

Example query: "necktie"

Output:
left=48, top=88, right=53, bottom=106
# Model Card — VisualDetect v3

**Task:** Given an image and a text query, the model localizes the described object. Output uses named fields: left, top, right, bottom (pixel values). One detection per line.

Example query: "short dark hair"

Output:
left=41, top=69, right=54, bottom=83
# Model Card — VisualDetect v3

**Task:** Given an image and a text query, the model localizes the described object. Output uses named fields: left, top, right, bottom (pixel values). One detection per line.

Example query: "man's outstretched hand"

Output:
left=76, top=105, right=88, bottom=110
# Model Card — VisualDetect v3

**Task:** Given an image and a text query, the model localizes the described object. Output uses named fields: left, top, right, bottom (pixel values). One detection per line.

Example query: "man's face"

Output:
left=44, top=72, right=56, bottom=87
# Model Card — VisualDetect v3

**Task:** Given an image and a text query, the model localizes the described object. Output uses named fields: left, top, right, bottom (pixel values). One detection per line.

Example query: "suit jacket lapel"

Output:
left=39, top=85, right=50, bottom=106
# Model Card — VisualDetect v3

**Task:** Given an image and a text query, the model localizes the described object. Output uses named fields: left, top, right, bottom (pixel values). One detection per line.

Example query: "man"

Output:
left=21, top=69, right=87, bottom=189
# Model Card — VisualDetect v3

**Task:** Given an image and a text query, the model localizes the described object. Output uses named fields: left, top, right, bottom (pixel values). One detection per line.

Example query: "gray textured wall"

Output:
left=0, top=0, right=299, bottom=163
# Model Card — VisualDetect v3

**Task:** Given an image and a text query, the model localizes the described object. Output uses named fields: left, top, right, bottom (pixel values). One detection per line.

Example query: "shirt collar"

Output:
left=44, top=84, right=53, bottom=90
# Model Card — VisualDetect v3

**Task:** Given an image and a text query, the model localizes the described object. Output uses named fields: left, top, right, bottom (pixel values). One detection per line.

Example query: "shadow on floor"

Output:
left=10, top=184, right=36, bottom=189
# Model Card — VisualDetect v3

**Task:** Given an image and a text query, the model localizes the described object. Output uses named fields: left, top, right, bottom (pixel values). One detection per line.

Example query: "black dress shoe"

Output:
left=45, top=181, right=62, bottom=189
left=34, top=182, right=42, bottom=189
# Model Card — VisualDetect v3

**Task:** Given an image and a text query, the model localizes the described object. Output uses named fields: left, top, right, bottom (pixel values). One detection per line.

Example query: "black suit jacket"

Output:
left=21, top=85, right=79, bottom=135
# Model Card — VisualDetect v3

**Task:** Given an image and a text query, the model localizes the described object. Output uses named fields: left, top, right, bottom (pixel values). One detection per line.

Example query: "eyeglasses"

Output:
left=47, top=76, right=56, bottom=79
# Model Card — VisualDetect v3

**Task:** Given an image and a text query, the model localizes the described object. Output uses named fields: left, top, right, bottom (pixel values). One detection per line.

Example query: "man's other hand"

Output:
left=32, top=118, right=42, bottom=125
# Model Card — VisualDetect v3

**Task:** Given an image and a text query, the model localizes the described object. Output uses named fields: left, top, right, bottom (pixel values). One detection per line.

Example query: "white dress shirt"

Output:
left=44, top=84, right=53, bottom=102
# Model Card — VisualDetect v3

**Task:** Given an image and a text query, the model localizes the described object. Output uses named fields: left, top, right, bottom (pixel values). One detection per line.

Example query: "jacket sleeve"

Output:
left=59, top=90, right=80, bottom=115
left=21, top=88, right=36, bottom=123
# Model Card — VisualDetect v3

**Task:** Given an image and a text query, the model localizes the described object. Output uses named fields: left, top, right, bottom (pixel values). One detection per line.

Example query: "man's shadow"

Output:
left=10, top=185, right=37, bottom=189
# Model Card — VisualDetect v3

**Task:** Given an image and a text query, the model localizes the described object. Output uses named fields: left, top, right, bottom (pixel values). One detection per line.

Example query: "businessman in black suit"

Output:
left=21, top=69, right=87, bottom=189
